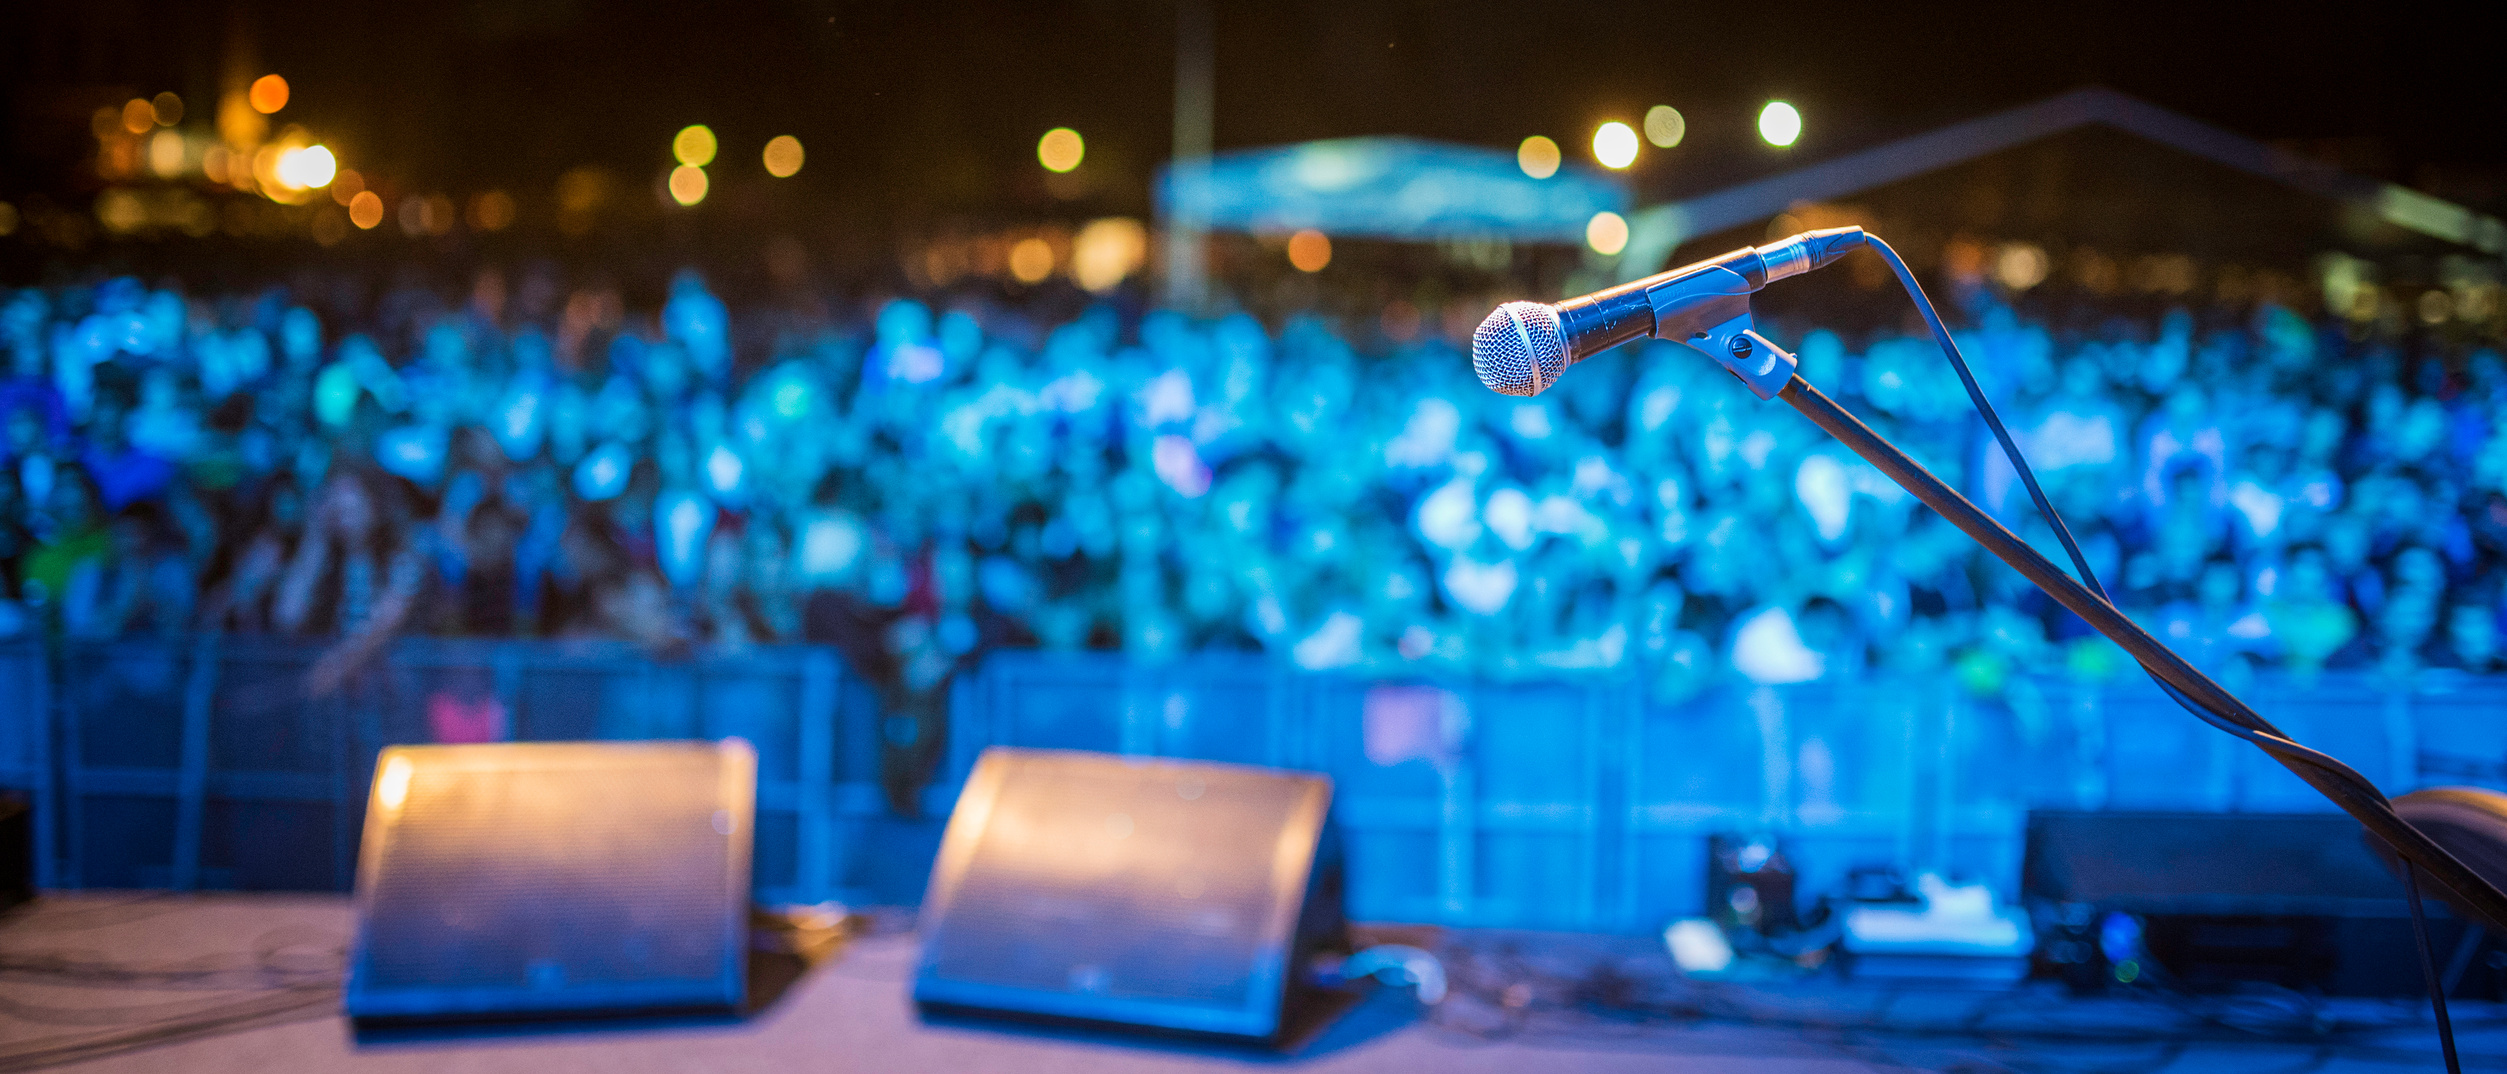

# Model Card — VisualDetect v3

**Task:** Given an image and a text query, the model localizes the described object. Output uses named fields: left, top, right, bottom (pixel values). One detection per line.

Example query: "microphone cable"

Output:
left=1854, top=233, right=2463, bottom=1073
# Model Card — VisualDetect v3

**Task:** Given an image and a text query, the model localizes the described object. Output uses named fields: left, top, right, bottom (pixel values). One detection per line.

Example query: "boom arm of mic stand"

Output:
left=1773, top=372, right=2507, bottom=933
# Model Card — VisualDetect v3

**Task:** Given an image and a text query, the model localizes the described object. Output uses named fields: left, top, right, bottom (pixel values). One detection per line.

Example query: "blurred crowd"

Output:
left=0, top=264, right=2500, bottom=710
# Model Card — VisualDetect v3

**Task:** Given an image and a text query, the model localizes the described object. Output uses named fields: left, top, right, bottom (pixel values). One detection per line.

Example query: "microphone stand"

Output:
left=1768, top=371, right=2507, bottom=934
left=1495, top=232, right=2488, bottom=1066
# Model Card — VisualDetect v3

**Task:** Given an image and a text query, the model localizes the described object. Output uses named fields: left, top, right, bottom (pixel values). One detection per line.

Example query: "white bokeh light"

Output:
left=1592, top=121, right=1639, bottom=169
left=1758, top=101, right=1802, bottom=147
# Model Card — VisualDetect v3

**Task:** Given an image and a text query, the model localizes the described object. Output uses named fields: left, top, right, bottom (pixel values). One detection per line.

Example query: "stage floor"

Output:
left=0, top=892, right=2492, bottom=1073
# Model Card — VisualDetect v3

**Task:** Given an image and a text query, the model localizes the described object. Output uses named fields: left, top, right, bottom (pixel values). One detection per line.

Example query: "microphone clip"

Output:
left=1640, top=255, right=1798, bottom=400
left=1684, top=305, right=1798, bottom=401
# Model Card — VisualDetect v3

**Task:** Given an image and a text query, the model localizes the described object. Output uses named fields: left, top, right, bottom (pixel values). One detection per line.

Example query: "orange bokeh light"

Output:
left=249, top=75, right=290, bottom=115
left=1287, top=229, right=1332, bottom=273
left=348, top=190, right=385, bottom=229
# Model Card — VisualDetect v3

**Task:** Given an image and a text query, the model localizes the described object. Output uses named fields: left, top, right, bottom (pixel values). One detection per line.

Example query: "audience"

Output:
left=0, top=265, right=2495, bottom=711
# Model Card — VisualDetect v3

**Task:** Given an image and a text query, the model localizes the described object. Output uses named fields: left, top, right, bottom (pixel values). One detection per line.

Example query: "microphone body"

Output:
left=1552, top=244, right=1765, bottom=363
left=1472, top=227, right=1865, bottom=397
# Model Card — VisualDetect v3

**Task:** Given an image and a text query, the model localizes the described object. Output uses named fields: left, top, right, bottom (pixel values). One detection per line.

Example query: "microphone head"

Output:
left=1471, top=301, right=1569, bottom=397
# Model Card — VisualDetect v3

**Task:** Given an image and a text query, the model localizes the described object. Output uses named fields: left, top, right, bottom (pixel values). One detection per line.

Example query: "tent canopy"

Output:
left=1618, top=86, right=2506, bottom=281
left=1155, top=136, right=1628, bottom=243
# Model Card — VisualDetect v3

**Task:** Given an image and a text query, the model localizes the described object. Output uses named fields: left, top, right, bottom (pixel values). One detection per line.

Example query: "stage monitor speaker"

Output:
left=2372, top=788, right=2507, bottom=928
left=344, top=741, right=755, bottom=1026
left=914, top=748, right=1342, bottom=1042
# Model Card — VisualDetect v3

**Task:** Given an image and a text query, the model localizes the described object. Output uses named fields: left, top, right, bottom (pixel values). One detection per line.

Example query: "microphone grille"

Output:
left=1471, top=301, right=1569, bottom=397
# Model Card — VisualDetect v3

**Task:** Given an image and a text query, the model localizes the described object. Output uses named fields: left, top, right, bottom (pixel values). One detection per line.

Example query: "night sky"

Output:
left=11, top=0, right=2507, bottom=224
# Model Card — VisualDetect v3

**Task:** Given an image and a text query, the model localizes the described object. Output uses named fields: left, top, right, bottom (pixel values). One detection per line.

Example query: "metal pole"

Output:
left=1162, top=0, right=1213, bottom=311
left=1774, top=373, right=2507, bottom=933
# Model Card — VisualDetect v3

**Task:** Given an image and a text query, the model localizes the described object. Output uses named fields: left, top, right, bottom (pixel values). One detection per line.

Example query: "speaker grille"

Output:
left=347, top=742, right=753, bottom=1021
left=1471, top=301, right=1568, bottom=397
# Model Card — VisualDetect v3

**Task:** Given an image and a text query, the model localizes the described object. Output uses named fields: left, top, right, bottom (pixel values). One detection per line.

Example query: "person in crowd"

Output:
left=275, top=468, right=434, bottom=692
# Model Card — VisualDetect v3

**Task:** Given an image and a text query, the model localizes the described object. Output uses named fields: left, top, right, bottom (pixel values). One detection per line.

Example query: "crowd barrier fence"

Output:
left=944, top=653, right=2507, bottom=933
left=0, top=641, right=53, bottom=888
left=9, top=641, right=2506, bottom=933
left=9, top=636, right=883, bottom=906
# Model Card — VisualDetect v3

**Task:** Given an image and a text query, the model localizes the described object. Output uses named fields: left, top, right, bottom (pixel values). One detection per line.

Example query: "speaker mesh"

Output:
left=1471, top=301, right=1568, bottom=397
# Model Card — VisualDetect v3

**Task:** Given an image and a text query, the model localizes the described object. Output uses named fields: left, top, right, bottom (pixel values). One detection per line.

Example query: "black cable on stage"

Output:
left=1418, top=938, right=2507, bottom=1066
left=0, top=923, right=347, bottom=1071
left=2411, top=860, right=2467, bottom=1074
left=1856, top=234, right=2464, bottom=1073
left=0, top=987, right=337, bottom=1073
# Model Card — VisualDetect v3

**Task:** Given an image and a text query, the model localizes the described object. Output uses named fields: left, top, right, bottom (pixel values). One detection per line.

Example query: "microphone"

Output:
left=1471, top=227, right=1866, bottom=397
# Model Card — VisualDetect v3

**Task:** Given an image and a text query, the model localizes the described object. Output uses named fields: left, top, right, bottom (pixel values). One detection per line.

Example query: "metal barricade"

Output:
left=14, top=638, right=2507, bottom=921
left=940, top=650, right=1301, bottom=801
left=35, top=636, right=881, bottom=905
left=1618, top=677, right=2024, bottom=930
left=2404, top=671, right=2507, bottom=794
left=0, top=639, right=54, bottom=887
left=1315, top=676, right=1618, bottom=930
left=946, top=655, right=2507, bottom=932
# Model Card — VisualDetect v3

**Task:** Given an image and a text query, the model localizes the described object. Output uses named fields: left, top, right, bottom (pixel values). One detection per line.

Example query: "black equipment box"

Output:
left=0, top=791, right=30, bottom=911
left=2024, top=810, right=2500, bottom=997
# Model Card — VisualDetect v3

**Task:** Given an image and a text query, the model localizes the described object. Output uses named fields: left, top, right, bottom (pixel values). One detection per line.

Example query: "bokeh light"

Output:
left=669, top=164, right=709, bottom=206
left=120, top=99, right=154, bottom=136
left=276, top=145, right=336, bottom=189
left=470, top=190, right=517, bottom=231
left=96, top=190, right=147, bottom=235
left=2420, top=290, right=2454, bottom=325
left=148, top=130, right=185, bottom=177
left=1996, top=243, right=2050, bottom=290
left=1586, top=211, right=1629, bottom=255
left=348, top=190, right=384, bottom=229
left=1037, top=127, right=1085, bottom=173
left=249, top=74, right=290, bottom=115
left=557, top=167, right=611, bottom=235
left=251, top=145, right=281, bottom=191
left=1758, top=101, right=1802, bottom=147
left=151, top=92, right=183, bottom=126
left=1592, top=121, right=1639, bottom=169
left=1008, top=237, right=1055, bottom=283
left=216, top=89, right=266, bottom=153
left=1517, top=135, right=1561, bottom=179
left=1071, top=217, right=1147, bottom=292
left=1287, top=229, right=1332, bottom=273
left=405, top=193, right=457, bottom=236
left=673, top=125, right=718, bottom=167
left=762, top=135, right=804, bottom=177
left=1644, top=105, right=1685, bottom=147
